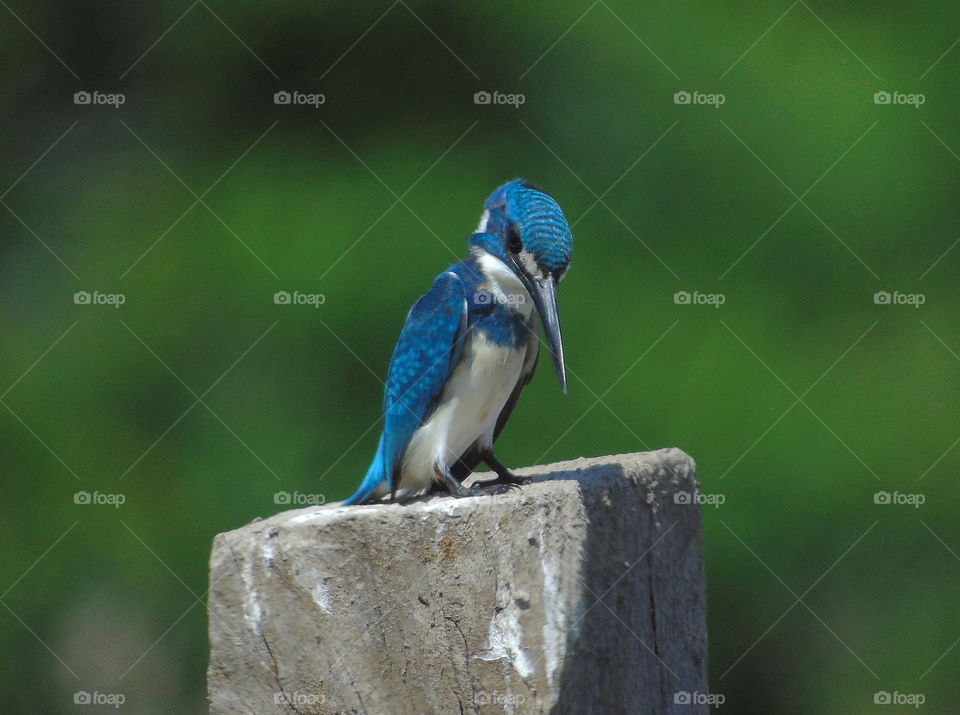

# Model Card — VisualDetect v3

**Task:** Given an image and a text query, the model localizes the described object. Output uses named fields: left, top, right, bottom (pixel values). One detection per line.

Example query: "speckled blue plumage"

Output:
left=379, top=269, right=467, bottom=492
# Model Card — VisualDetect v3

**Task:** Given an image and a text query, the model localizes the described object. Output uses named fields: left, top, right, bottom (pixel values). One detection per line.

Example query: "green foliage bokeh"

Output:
left=1, top=1, right=958, bottom=711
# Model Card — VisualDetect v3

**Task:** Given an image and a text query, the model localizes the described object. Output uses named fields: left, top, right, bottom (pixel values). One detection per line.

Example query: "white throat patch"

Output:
left=476, top=209, right=490, bottom=233
left=516, top=249, right=543, bottom=281
left=475, top=251, right=534, bottom=317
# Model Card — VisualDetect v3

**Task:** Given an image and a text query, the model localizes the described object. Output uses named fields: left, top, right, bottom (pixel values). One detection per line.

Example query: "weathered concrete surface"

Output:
left=208, top=449, right=707, bottom=714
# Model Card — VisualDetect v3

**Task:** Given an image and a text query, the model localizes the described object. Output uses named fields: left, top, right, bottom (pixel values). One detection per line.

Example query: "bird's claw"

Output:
left=465, top=481, right=521, bottom=497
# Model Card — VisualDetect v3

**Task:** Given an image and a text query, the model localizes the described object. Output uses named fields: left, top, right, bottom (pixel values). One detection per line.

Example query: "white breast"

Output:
left=396, top=332, right=528, bottom=498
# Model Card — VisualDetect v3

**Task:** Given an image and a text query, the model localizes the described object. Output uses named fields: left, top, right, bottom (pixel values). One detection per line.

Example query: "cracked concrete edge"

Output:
left=207, top=448, right=707, bottom=714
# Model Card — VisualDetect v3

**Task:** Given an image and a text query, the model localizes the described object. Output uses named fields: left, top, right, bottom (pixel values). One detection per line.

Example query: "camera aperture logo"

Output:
left=474, top=691, right=527, bottom=707
left=274, top=290, right=325, bottom=308
left=874, top=491, right=925, bottom=508
left=473, top=290, right=526, bottom=307
left=674, top=90, right=725, bottom=108
left=74, top=491, right=126, bottom=508
left=274, top=691, right=325, bottom=708
left=274, top=490, right=326, bottom=506
left=873, top=290, right=924, bottom=308
left=874, top=690, right=924, bottom=708
left=273, top=90, right=325, bottom=108
left=74, top=90, right=125, bottom=108
left=473, top=90, right=525, bottom=108
left=873, top=91, right=925, bottom=108
left=675, top=490, right=725, bottom=508
left=74, top=691, right=125, bottom=709
left=74, top=290, right=126, bottom=308
left=674, top=290, right=725, bottom=308
left=674, top=690, right=725, bottom=707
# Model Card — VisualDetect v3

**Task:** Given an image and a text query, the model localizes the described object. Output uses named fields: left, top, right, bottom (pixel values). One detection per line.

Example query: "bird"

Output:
left=343, top=179, right=572, bottom=504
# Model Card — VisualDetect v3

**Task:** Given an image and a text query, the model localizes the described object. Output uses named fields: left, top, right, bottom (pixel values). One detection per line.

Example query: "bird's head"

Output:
left=470, top=179, right=573, bottom=392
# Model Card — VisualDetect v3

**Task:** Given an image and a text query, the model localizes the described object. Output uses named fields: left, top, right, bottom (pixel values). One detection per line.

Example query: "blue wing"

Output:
left=344, top=270, right=468, bottom=504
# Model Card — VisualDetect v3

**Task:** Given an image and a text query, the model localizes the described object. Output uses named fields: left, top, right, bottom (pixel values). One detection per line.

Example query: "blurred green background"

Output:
left=2, top=1, right=958, bottom=712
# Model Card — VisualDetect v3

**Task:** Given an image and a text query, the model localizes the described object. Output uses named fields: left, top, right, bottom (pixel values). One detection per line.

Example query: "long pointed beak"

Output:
left=520, top=272, right=567, bottom=393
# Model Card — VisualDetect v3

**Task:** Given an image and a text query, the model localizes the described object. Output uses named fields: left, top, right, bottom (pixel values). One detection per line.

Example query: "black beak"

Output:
left=517, top=270, right=567, bottom=393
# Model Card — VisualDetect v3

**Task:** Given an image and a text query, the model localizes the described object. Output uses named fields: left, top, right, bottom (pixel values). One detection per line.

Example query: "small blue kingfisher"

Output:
left=344, top=179, right=572, bottom=504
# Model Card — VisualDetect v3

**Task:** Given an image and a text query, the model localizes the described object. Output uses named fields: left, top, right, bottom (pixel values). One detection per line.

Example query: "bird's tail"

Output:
left=343, top=435, right=387, bottom=505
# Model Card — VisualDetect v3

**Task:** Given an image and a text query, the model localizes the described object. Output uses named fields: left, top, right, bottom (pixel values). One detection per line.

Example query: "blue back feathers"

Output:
left=381, top=271, right=467, bottom=479
left=343, top=271, right=468, bottom=504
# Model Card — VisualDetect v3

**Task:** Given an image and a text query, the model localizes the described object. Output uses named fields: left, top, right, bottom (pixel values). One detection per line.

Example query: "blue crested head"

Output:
left=469, top=179, right=572, bottom=392
left=473, top=179, right=573, bottom=280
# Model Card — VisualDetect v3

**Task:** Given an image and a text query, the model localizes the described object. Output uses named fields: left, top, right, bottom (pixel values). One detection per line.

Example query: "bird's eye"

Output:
left=506, top=225, right=522, bottom=253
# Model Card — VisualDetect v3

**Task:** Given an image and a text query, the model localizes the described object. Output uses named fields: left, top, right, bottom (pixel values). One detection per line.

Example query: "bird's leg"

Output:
left=482, top=450, right=531, bottom=486
left=433, top=465, right=473, bottom=497
left=434, top=464, right=518, bottom=498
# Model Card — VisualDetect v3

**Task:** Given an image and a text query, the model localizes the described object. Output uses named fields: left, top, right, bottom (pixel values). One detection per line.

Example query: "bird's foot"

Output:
left=491, top=471, right=531, bottom=487
left=442, top=480, right=520, bottom=498
left=471, top=481, right=521, bottom=496
left=435, top=464, right=523, bottom=499
left=482, top=452, right=531, bottom=487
